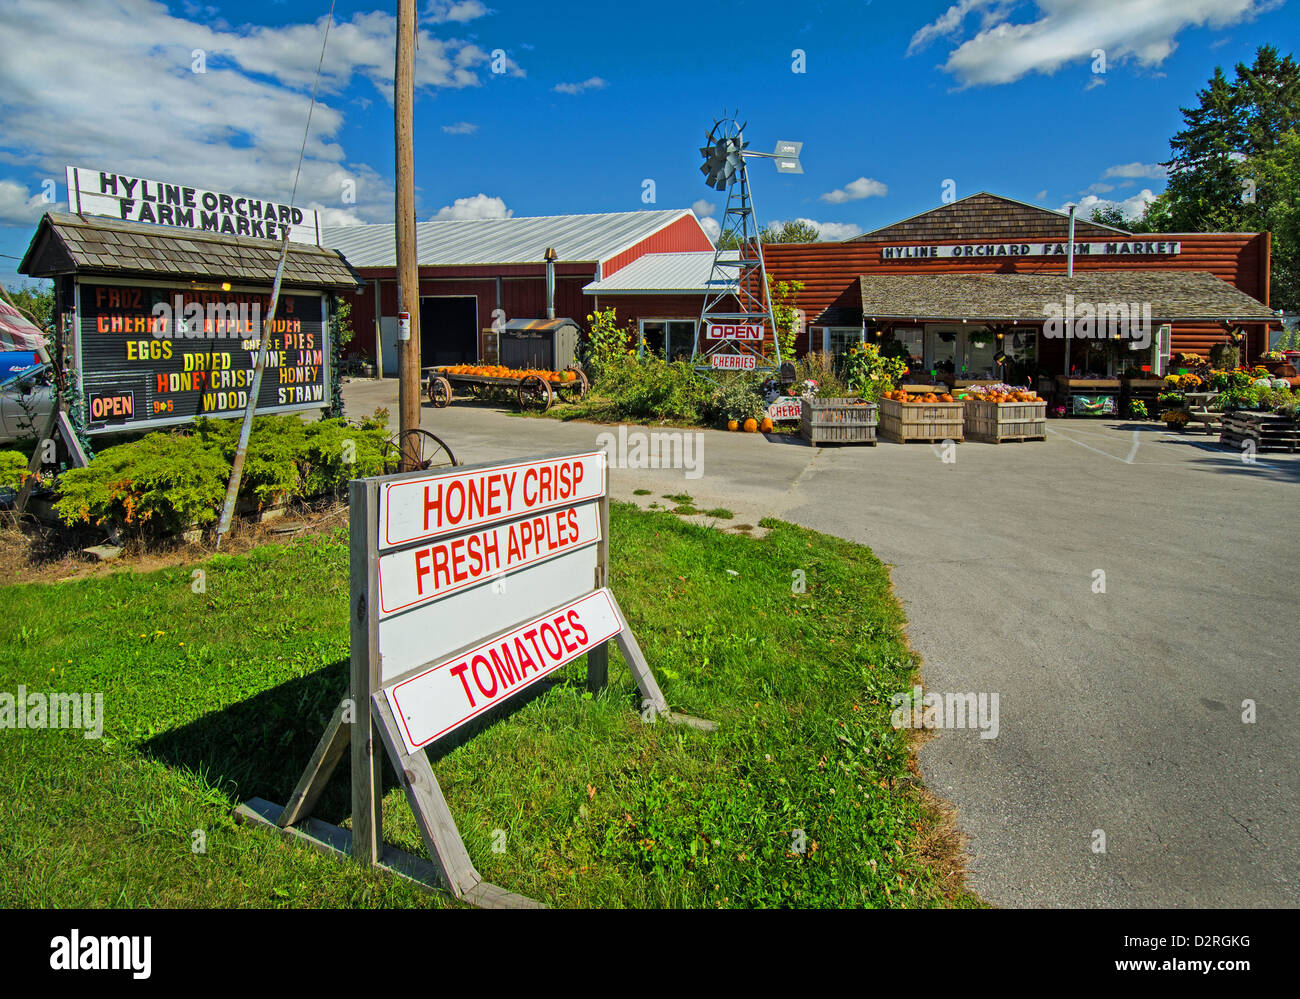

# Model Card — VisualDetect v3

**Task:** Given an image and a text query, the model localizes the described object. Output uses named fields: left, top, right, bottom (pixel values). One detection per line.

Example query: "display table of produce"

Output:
left=422, top=363, right=588, bottom=411
left=878, top=390, right=964, bottom=443
left=800, top=397, right=878, bottom=446
left=1219, top=410, right=1300, bottom=453
left=1056, top=376, right=1120, bottom=415
left=960, top=385, right=1047, bottom=443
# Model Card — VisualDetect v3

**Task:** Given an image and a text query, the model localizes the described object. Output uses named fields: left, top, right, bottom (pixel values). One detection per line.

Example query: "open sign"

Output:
left=88, top=391, right=134, bottom=422
left=706, top=323, right=763, bottom=341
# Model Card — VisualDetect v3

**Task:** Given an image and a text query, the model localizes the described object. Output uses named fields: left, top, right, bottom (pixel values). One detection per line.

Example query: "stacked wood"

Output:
left=1219, top=411, right=1300, bottom=453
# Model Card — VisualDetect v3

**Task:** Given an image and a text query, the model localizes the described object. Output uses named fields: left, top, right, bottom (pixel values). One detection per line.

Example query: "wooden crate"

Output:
left=1219, top=411, right=1300, bottom=453
left=963, top=399, right=1047, bottom=443
left=800, top=397, right=878, bottom=446
left=877, top=397, right=964, bottom=443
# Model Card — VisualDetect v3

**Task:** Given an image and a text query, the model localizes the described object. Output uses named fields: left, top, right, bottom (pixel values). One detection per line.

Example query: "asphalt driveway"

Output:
left=344, top=378, right=1300, bottom=907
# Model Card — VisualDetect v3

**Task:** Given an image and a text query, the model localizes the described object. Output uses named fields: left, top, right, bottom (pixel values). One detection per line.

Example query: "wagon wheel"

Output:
left=468, top=382, right=488, bottom=400
left=555, top=367, right=589, bottom=401
left=426, top=375, right=452, bottom=408
left=383, top=429, right=458, bottom=474
left=516, top=374, right=553, bottom=411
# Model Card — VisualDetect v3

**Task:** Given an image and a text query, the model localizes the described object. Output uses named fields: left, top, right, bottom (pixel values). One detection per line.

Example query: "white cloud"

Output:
left=698, top=217, right=721, bottom=242
left=553, top=77, right=606, bottom=95
left=908, top=0, right=1274, bottom=88
left=431, top=194, right=512, bottom=220
left=424, top=1, right=492, bottom=23
left=0, top=0, right=519, bottom=234
left=442, top=122, right=479, bottom=134
left=819, top=177, right=888, bottom=204
left=1084, top=182, right=1115, bottom=194
left=0, top=180, right=51, bottom=225
left=1035, top=189, right=1047, bottom=201
left=768, top=217, right=863, bottom=241
left=692, top=199, right=717, bottom=218
left=1103, top=161, right=1168, bottom=180
left=1067, top=189, right=1161, bottom=222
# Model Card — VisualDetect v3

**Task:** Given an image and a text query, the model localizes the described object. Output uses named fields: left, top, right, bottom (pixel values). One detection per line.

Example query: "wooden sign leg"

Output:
left=370, top=693, right=541, bottom=908
left=278, top=696, right=351, bottom=829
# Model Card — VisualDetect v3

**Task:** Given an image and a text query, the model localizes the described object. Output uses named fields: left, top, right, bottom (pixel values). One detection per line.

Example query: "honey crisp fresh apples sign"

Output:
left=257, top=448, right=697, bottom=907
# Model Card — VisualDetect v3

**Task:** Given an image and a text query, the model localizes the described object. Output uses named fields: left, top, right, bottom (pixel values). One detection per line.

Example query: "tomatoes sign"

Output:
left=385, top=590, right=622, bottom=753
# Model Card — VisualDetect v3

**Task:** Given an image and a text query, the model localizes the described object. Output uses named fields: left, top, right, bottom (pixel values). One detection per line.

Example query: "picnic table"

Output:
left=1183, top=390, right=1221, bottom=435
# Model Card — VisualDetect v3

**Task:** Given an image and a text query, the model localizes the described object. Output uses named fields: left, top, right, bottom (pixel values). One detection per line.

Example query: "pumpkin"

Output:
left=759, top=416, right=774, bottom=432
left=743, top=418, right=758, bottom=433
left=727, top=419, right=739, bottom=432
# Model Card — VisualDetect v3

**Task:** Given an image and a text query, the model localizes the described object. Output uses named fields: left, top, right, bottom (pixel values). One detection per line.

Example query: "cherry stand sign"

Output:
left=237, top=449, right=711, bottom=907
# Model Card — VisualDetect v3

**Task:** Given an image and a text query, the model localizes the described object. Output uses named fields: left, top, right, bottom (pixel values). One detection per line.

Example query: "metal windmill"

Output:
left=692, top=112, right=802, bottom=376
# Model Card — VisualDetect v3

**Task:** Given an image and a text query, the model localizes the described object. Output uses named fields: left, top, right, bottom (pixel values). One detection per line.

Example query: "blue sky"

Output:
left=2, top=0, right=1296, bottom=286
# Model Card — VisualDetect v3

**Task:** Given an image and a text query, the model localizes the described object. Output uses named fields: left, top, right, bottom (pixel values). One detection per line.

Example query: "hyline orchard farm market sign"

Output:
left=67, top=166, right=322, bottom=244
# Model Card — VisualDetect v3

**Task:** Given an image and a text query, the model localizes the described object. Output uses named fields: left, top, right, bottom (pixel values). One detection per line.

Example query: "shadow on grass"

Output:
left=138, top=656, right=602, bottom=826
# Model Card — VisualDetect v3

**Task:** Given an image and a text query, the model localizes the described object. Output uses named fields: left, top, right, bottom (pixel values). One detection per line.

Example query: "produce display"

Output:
left=959, top=383, right=1042, bottom=403
left=435, top=364, right=578, bottom=384
left=882, top=389, right=956, bottom=403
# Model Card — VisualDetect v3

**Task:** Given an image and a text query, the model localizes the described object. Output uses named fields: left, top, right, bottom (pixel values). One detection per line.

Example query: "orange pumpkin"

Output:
left=727, top=419, right=739, bottom=431
left=743, top=418, right=758, bottom=433
left=759, top=416, right=774, bottom=432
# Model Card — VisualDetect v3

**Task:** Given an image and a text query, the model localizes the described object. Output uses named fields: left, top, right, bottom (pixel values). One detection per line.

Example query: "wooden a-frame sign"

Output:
left=237, top=449, right=713, bottom=908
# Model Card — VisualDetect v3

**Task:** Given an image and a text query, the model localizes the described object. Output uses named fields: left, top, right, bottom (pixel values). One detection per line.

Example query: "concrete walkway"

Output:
left=343, top=378, right=1300, bottom=907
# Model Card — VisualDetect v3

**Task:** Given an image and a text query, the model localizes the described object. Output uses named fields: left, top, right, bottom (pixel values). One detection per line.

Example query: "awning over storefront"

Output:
left=21, top=212, right=362, bottom=290
left=857, top=270, right=1278, bottom=325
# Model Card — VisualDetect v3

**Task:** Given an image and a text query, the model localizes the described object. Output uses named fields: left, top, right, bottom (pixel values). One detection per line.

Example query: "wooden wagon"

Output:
left=422, top=365, right=589, bottom=412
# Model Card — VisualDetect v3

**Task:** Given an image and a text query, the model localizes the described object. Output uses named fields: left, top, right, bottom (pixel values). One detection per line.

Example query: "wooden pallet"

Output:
left=877, top=397, right=964, bottom=443
left=1219, top=411, right=1300, bottom=452
left=963, top=399, right=1047, bottom=443
left=800, top=397, right=878, bottom=446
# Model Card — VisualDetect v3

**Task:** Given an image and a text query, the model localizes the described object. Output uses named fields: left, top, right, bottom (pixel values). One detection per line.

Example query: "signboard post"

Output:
left=238, top=450, right=712, bottom=907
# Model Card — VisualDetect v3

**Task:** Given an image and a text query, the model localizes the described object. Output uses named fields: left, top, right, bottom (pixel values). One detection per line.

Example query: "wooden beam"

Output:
left=349, top=478, right=382, bottom=864
left=277, top=697, right=352, bottom=829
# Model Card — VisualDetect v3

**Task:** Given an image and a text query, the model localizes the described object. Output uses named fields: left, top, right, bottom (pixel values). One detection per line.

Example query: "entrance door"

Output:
left=926, top=328, right=958, bottom=378
left=419, top=296, right=478, bottom=367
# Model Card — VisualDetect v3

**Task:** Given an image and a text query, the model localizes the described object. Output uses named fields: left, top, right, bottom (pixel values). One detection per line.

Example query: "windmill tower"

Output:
left=692, top=113, right=802, bottom=377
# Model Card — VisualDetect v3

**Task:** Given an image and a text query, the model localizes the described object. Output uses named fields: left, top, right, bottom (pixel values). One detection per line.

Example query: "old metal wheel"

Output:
left=555, top=366, right=589, bottom=401
left=383, top=429, right=458, bottom=474
left=516, top=374, right=553, bottom=411
left=426, top=375, right=453, bottom=408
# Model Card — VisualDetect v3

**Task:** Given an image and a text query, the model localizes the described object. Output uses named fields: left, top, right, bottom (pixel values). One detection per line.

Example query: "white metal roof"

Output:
left=319, top=209, right=699, bottom=268
left=583, top=251, right=737, bottom=295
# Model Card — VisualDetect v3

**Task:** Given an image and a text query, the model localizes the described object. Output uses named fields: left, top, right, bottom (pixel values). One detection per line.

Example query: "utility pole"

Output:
left=395, top=0, right=421, bottom=468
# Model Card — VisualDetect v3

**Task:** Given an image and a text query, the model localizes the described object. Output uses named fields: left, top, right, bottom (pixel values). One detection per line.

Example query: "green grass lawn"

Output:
left=0, top=505, right=978, bottom=908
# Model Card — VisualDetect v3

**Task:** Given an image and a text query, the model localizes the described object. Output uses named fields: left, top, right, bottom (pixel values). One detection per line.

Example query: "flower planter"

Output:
left=962, top=398, right=1047, bottom=443
left=877, top=397, right=964, bottom=443
left=800, top=397, right=877, bottom=446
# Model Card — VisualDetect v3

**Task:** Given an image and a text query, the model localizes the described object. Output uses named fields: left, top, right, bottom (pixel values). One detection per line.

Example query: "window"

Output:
left=887, top=327, right=923, bottom=378
left=639, top=319, right=696, bottom=361
left=827, top=328, right=863, bottom=355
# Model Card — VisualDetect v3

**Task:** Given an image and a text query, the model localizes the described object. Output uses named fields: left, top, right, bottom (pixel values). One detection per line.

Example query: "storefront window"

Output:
left=639, top=320, right=696, bottom=360
left=963, top=332, right=997, bottom=378
left=1000, top=329, right=1037, bottom=385
left=828, top=328, right=863, bottom=355
left=888, top=327, right=924, bottom=378
left=928, top=329, right=957, bottom=376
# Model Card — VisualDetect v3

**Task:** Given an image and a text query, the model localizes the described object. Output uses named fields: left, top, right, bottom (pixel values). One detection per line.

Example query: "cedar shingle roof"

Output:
left=849, top=192, right=1130, bottom=243
left=857, top=271, right=1277, bottom=323
left=19, top=212, right=362, bottom=290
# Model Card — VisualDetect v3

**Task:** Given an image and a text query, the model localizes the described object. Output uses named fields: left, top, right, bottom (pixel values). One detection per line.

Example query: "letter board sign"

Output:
left=75, top=281, right=329, bottom=433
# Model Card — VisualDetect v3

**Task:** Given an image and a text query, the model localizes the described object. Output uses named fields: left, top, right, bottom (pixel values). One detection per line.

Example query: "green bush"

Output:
left=571, top=353, right=712, bottom=424
left=708, top=373, right=765, bottom=423
left=54, top=415, right=390, bottom=533
left=55, top=431, right=230, bottom=532
left=0, top=450, right=30, bottom=491
left=793, top=351, right=850, bottom=397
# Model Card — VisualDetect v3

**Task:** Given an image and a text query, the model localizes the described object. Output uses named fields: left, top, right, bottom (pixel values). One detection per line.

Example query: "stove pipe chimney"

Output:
left=544, top=246, right=558, bottom=320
